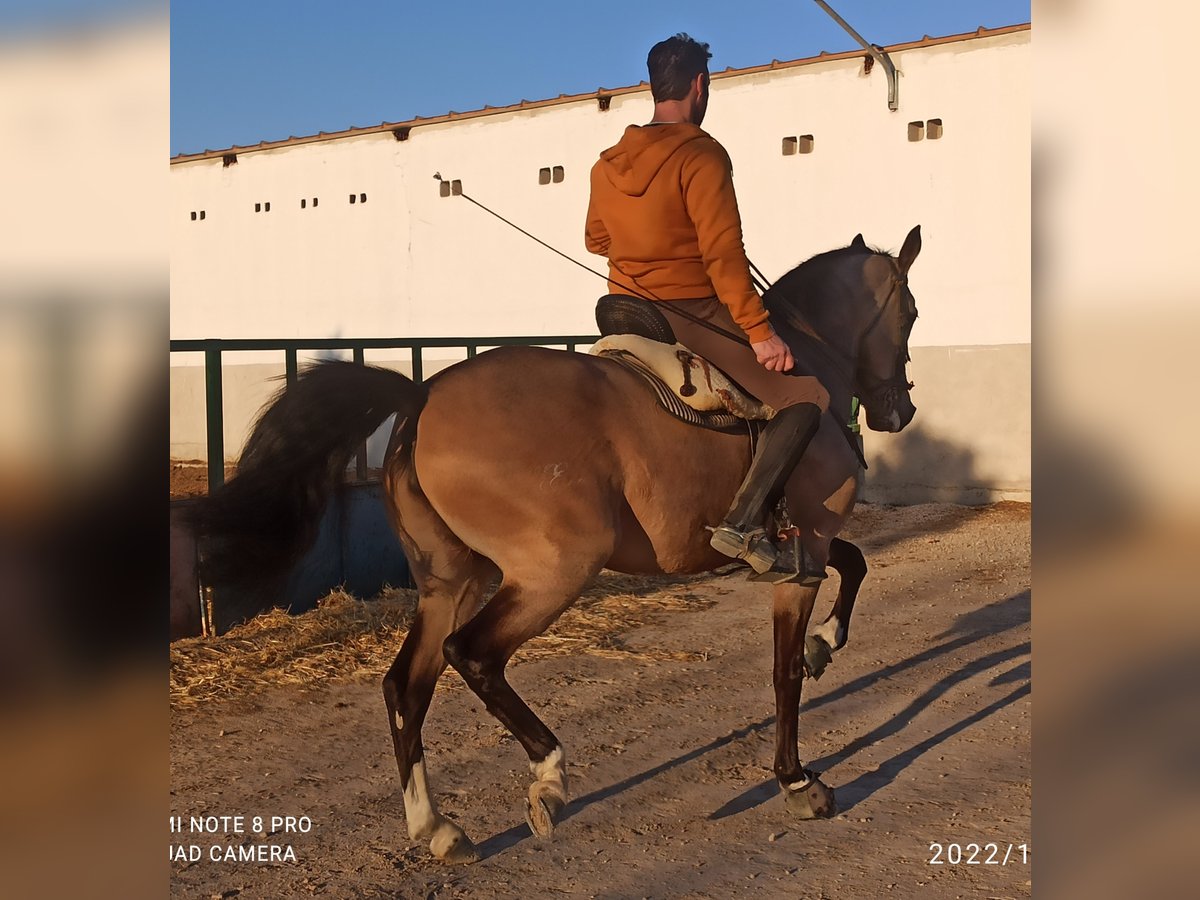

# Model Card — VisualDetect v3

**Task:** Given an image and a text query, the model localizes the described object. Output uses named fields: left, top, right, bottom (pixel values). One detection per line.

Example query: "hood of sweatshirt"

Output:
left=596, top=123, right=709, bottom=197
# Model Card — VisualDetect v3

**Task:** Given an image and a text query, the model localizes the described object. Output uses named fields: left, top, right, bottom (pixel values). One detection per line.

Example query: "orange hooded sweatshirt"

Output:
left=585, top=123, right=772, bottom=343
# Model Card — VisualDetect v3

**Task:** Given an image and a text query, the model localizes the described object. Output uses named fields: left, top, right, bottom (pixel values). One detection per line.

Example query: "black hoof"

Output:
left=803, top=634, right=834, bottom=680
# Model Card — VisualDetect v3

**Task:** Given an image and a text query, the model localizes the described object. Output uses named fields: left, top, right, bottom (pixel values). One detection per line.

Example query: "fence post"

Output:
left=204, top=342, right=225, bottom=491
left=411, top=346, right=423, bottom=383
left=285, top=347, right=298, bottom=385
left=352, top=346, right=368, bottom=481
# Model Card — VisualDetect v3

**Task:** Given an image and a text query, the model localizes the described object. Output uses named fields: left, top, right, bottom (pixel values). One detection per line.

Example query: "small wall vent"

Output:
left=782, top=135, right=814, bottom=155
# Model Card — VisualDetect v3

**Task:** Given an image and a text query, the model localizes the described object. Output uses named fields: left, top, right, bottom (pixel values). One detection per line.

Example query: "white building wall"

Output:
left=171, top=28, right=1030, bottom=501
left=720, top=37, right=1031, bottom=348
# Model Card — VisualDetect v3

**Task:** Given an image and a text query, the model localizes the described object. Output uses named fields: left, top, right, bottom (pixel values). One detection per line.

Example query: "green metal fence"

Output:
left=169, top=336, right=600, bottom=493
left=170, top=335, right=864, bottom=495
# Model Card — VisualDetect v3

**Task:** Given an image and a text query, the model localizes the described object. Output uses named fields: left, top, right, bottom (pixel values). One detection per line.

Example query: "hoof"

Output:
left=429, top=822, right=480, bottom=865
left=784, top=772, right=837, bottom=819
left=803, top=634, right=834, bottom=681
left=525, top=781, right=567, bottom=841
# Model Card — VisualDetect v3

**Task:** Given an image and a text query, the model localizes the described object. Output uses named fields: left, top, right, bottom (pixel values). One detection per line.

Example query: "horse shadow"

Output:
left=476, top=590, right=1030, bottom=858
left=711, top=642, right=1030, bottom=819
left=861, top=424, right=992, bottom=507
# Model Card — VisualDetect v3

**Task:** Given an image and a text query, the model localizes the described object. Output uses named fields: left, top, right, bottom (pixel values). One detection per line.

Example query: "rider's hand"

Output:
left=751, top=332, right=794, bottom=373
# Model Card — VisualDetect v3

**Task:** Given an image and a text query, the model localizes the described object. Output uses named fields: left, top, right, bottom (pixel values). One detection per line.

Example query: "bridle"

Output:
left=785, top=263, right=914, bottom=406
left=853, top=266, right=915, bottom=410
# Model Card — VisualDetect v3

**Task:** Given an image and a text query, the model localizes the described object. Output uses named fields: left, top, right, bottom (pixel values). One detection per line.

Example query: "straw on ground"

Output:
left=171, top=570, right=734, bottom=708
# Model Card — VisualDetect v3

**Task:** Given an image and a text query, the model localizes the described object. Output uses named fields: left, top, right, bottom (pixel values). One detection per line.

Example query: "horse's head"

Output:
left=763, top=226, right=922, bottom=433
left=852, top=226, right=920, bottom=433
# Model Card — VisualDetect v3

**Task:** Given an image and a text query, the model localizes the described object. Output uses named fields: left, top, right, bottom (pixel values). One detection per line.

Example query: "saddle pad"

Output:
left=590, top=334, right=775, bottom=421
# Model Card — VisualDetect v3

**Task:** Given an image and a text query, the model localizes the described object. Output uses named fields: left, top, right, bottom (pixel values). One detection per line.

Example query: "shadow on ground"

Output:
left=477, top=590, right=1030, bottom=857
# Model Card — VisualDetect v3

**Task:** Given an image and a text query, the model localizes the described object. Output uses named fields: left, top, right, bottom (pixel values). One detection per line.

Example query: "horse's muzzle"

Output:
left=864, top=393, right=916, bottom=433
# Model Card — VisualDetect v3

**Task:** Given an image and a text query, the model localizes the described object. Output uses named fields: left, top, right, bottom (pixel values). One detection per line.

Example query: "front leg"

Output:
left=772, top=582, right=838, bottom=819
left=807, top=537, right=868, bottom=679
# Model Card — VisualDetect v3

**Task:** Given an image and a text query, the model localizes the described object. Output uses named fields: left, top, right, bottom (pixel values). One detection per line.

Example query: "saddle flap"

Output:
left=590, top=334, right=775, bottom=421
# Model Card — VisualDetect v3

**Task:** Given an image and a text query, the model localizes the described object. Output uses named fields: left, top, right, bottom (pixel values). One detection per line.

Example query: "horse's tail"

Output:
left=192, top=360, right=427, bottom=587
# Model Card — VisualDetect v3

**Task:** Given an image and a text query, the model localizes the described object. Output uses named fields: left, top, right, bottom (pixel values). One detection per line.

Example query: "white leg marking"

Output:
left=402, top=759, right=440, bottom=840
left=529, top=745, right=567, bottom=789
left=787, top=773, right=815, bottom=791
left=526, top=745, right=569, bottom=835
left=403, top=759, right=475, bottom=860
left=393, top=710, right=403, bottom=731
left=813, top=616, right=845, bottom=652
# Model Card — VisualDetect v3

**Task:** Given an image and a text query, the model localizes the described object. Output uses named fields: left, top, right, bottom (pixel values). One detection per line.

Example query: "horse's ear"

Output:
left=897, top=225, right=922, bottom=274
left=850, top=233, right=866, bottom=250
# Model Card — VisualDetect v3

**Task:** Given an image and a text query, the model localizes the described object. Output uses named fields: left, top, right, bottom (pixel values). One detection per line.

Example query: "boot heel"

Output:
left=743, top=540, right=778, bottom=574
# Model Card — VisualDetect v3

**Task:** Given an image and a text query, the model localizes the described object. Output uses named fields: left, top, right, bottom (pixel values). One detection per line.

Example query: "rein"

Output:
left=436, top=175, right=751, bottom=349
left=438, top=174, right=911, bottom=409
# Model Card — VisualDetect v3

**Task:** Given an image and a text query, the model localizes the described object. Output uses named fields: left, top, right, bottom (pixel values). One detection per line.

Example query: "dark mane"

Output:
left=788, top=241, right=892, bottom=274
left=761, top=241, right=893, bottom=330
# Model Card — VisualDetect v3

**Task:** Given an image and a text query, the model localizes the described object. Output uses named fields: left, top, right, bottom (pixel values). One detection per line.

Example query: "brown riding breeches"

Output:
left=658, top=297, right=830, bottom=413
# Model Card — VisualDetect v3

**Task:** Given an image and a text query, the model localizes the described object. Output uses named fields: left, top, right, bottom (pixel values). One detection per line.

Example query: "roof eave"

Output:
left=170, top=22, right=1030, bottom=165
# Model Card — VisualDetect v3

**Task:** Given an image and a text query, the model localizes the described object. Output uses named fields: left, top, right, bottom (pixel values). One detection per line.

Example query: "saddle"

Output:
left=592, top=295, right=775, bottom=433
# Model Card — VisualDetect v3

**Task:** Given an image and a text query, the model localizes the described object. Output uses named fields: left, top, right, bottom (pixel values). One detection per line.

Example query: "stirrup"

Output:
left=707, top=525, right=778, bottom=574
left=747, top=528, right=827, bottom=586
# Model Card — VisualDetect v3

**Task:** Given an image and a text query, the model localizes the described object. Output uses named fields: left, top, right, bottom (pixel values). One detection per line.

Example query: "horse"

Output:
left=196, top=225, right=921, bottom=864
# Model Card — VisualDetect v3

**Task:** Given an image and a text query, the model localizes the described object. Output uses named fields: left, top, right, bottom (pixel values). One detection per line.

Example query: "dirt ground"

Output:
left=171, top=461, right=235, bottom=499
left=170, top=502, right=1031, bottom=899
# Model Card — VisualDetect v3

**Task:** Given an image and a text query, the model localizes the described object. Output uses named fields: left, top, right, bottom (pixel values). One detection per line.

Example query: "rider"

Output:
left=585, top=33, right=830, bottom=583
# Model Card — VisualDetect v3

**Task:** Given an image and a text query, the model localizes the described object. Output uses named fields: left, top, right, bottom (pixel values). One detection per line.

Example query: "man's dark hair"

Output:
left=647, top=33, right=712, bottom=103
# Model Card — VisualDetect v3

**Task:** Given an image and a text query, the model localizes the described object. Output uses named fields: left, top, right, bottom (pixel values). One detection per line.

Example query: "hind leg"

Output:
left=442, top=554, right=607, bottom=841
left=382, top=459, right=499, bottom=863
left=383, top=553, right=494, bottom=863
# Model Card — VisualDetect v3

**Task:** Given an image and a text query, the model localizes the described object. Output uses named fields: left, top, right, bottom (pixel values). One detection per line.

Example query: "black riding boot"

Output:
left=709, top=402, right=826, bottom=582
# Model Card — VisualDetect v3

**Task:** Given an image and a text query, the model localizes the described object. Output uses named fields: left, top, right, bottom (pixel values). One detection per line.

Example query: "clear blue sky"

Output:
left=171, top=0, right=1030, bottom=157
